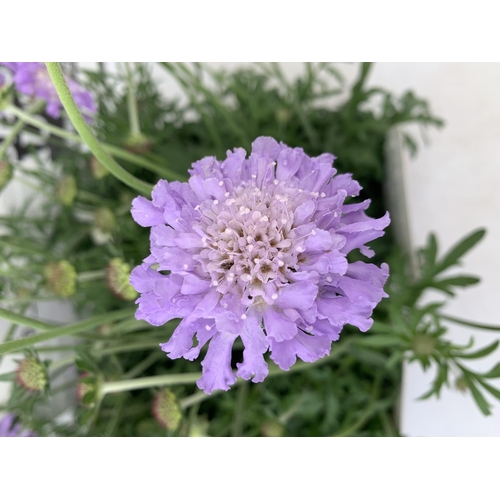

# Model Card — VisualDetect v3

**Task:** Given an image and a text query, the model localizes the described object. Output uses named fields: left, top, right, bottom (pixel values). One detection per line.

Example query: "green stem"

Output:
left=231, top=381, right=249, bottom=437
left=45, top=62, right=152, bottom=195
left=0, top=308, right=134, bottom=355
left=123, top=351, right=163, bottom=379
left=0, top=101, right=46, bottom=159
left=441, top=314, right=500, bottom=332
left=100, top=337, right=356, bottom=399
left=0, top=305, right=28, bottom=369
left=48, top=339, right=165, bottom=372
left=180, top=391, right=210, bottom=411
left=49, top=356, right=77, bottom=371
left=76, top=190, right=103, bottom=204
left=7, top=104, right=178, bottom=179
left=76, top=270, right=106, bottom=283
left=125, top=62, right=141, bottom=137
left=279, top=393, right=307, bottom=425
left=334, top=371, right=384, bottom=437
left=101, top=372, right=201, bottom=395
left=0, top=307, right=51, bottom=331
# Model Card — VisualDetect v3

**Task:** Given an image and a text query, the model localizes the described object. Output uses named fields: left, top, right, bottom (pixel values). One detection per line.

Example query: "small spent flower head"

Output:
left=0, top=160, right=13, bottom=191
left=94, top=207, right=116, bottom=234
left=44, top=260, right=77, bottom=298
left=412, top=335, right=435, bottom=357
left=131, top=137, right=390, bottom=394
left=106, top=258, right=138, bottom=301
left=77, top=372, right=102, bottom=408
left=90, top=156, right=109, bottom=180
left=77, top=373, right=92, bottom=404
left=124, top=133, right=152, bottom=154
left=261, top=420, right=285, bottom=437
left=188, top=417, right=210, bottom=437
left=16, top=357, right=47, bottom=392
left=56, top=175, right=77, bottom=207
left=455, top=375, right=468, bottom=393
left=152, top=389, right=182, bottom=431
left=98, top=323, right=114, bottom=336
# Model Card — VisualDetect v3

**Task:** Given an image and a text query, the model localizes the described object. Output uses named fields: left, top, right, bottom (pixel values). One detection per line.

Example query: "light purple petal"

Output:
left=131, top=196, right=165, bottom=227
left=263, top=307, right=298, bottom=341
left=197, top=331, right=238, bottom=393
left=236, top=310, right=269, bottom=383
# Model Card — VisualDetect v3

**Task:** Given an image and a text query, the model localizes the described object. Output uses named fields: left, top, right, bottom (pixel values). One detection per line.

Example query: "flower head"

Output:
left=152, top=389, right=182, bottom=431
left=106, top=258, right=138, bottom=301
left=0, top=62, right=97, bottom=122
left=56, top=175, right=77, bottom=206
left=16, top=357, right=47, bottom=392
left=0, top=413, right=37, bottom=437
left=130, top=137, right=390, bottom=394
left=44, top=260, right=77, bottom=298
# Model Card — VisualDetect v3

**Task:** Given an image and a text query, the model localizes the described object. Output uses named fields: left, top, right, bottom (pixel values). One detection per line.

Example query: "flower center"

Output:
left=194, top=178, right=321, bottom=304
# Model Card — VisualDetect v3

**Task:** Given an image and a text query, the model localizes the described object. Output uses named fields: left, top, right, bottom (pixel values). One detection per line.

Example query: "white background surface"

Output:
left=369, top=63, right=500, bottom=436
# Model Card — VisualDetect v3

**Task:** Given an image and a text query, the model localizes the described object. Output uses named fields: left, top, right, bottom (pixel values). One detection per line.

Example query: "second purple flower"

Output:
left=0, top=62, right=96, bottom=122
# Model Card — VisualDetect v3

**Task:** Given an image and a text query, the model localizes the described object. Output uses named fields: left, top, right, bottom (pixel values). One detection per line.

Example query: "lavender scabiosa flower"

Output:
left=0, top=62, right=97, bottom=122
left=130, top=137, right=390, bottom=394
left=0, top=413, right=37, bottom=437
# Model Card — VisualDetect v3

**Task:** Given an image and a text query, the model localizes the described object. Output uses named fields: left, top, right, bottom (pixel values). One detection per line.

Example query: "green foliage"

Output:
left=0, top=62, right=497, bottom=436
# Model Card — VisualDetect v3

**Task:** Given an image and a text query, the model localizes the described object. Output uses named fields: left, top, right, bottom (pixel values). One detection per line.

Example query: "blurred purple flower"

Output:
left=130, top=137, right=390, bottom=394
left=0, top=62, right=97, bottom=122
left=0, top=413, right=37, bottom=437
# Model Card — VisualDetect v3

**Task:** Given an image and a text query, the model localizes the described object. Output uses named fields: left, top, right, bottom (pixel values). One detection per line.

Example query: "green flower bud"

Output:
left=188, top=417, right=210, bottom=437
left=44, top=260, right=77, bottom=298
left=0, top=160, right=13, bottom=191
left=455, top=376, right=468, bottom=393
left=77, top=372, right=102, bottom=408
left=124, top=133, right=152, bottom=154
left=105, top=258, right=138, bottom=301
left=94, top=207, right=116, bottom=234
left=152, top=389, right=182, bottom=431
left=16, top=357, right=47, bottom=392
left=90, top=156, right=109, bottom=180
left=261, top=420, right=285, bottom=437
left=56, top=175, right=77, bottom=206
left=275, top=107, right=292, bottom=124
left=411, top=335, right=435, bottom=357
left=98, top=323, right=114, bottom=336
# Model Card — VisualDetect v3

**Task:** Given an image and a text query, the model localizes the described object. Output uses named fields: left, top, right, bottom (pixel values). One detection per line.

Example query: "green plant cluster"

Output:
left=0, top=62, right=498, bottom=437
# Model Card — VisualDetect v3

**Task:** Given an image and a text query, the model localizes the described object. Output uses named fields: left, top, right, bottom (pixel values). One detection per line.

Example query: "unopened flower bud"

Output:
left=98, top=324, right=113, bottom=336
left=77, top=372, right=102, bottom=408
left=455, top=376, right=468, bottom=393
left=124, top=133, right=152, bottom=154
left=411, top=335, right=435, bottom=357
left=261, top=420, right=285, bottom=437
left=44, top=260, right=77, bottom=298
left=152, top=389, right=182, bottom=431
left=275, top=108, right=292, bottom=124
left=94, top=207, right=116, bottom=234
left=0, top=160, right=13, bottom=191
left=106, top=258, right=138, bottom=301
left=188, top=417, right=209, bottom=437
left=56, top=175, right=77, bottom=206
left=16, top=357, right=47, bottom=392
left=90, top=156, right=109, bottom=180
